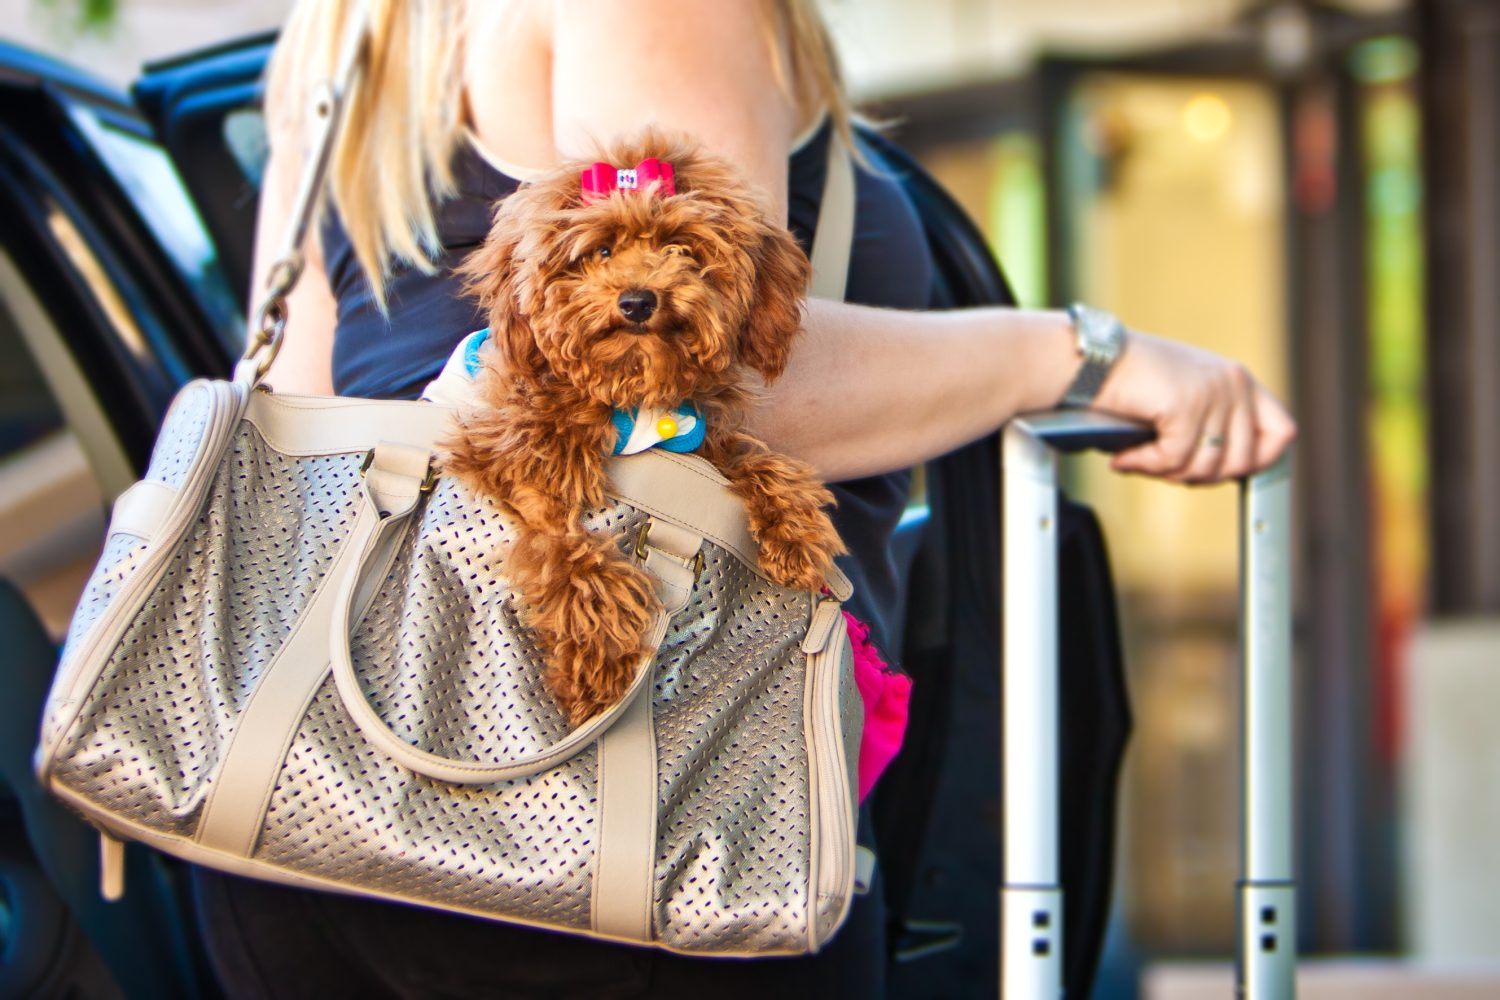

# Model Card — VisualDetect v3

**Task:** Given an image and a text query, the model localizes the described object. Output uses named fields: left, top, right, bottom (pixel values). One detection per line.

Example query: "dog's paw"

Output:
left=547, top=630, right=656, bottom=726
left=535, top=552, right=661, bottom=726
left=711, top=444, right=846, bottom=594
left=752, top=510, right=844, bottom=593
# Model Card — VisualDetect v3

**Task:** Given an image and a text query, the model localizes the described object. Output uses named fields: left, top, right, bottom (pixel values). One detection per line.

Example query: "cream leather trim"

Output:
left=242, top=399, right=849, bottom=599
left=854, top=845, right=877, bottom=896
left=592, top=674, right=658, bottom=941
left=805, top=629, right=858, bottom=949
left=37, top=380, right=246, bottom=779
left=195, top=501, right=386, bottom=856
left=198, top=446, right=428, bottom=857
left=801, top=599, right=845, bottom=655
left=591, top=526, right=705, bottom=938
left=242, top=393, right=777, bottom=583
left=99, top=831, right=125, bottom=901
left=824, top=563, right=853, bottom=602
left=327, top=483, right=673, bottom=785
left=243, top=392, right=455, bottom=457
left=604, top=452, right=759, bottom=580
left=53, top=781, right=814, bottom=958
left=643, top=548, right=695, bottom=614
left=106, top=479, right=177, bottom=542
left=367, top=440, right=433, bottom=485
left=803, top=635, right=826, bottom=952
left=639, top=517, right=700, bottom=563
left=805, top=135, right=856, bottom=603
left=639, top=518, right=702, bottom=614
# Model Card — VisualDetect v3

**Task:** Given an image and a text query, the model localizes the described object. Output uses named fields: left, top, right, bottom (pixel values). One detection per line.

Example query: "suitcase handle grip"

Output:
left=1010, top=410, right=1155, bottom=454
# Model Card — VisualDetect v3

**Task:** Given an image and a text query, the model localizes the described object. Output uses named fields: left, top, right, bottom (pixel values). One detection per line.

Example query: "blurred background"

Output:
left=4, top=0, right=1499, bottom=996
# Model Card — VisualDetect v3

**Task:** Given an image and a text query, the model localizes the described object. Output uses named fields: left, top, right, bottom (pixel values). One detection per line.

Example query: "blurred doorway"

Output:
left=891, top=2, right=1415, bottom=972
left=1038, top=26, right=1414, bottom=958
left=1053, top=71, right=1290, bottom=955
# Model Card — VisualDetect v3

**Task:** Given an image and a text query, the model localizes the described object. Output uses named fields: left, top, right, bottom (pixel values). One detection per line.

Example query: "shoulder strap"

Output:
left=803, top=135, right=854, bottom=601
left=237, top=4, right=370, bottom=386
left=807, top=135, right=854, bottom=303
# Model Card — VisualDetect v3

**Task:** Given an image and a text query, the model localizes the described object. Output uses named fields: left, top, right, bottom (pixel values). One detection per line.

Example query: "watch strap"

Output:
left=1061, top=356, right=1114, bottom=409
left=1060, top=304, right=1125, bottom=409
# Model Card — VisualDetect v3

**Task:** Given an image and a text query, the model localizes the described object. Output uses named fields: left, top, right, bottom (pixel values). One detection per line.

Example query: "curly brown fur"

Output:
left=444, top=130, right=846, bottom=726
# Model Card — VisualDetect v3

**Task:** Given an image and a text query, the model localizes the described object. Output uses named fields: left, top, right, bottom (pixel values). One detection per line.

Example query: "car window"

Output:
left=67, top=102, right=245, bottom=357
left=224, top=107, right=268, bottom=189
left=0, top=310, right=62, bottom=453
left=0, top=297, right=106, bottom=639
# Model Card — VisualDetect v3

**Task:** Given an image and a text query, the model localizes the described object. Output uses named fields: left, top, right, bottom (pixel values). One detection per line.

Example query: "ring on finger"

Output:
left=1201, top=433, right=1225, bottom=448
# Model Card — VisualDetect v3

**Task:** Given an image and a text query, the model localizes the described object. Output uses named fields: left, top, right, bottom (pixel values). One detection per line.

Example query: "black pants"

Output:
left=189, top=856, right=885, bottom=999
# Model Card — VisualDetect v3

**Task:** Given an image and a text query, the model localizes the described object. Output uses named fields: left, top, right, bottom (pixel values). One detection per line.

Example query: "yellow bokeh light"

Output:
left=1183, top=93, right=1232, bottom=143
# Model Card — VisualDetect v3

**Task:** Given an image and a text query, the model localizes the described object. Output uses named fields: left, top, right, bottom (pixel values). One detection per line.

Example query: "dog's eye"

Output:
left=594, top=246, right=612, bottom=260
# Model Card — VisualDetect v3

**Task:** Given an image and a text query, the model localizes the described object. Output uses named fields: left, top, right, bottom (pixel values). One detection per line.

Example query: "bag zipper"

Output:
left=804, top=601, right=856, bottom=930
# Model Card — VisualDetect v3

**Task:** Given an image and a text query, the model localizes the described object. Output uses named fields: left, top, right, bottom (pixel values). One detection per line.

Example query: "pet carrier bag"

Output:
left=34, top=6, right=872, bottom=957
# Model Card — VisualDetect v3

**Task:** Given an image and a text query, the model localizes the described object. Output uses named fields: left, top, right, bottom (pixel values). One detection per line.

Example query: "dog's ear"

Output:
left=458, top=194, right=557, bottom=380
left=740, top=221, right=812, bottom=383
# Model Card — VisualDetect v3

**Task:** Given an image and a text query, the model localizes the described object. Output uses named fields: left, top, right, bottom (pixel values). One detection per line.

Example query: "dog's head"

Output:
left=459, top=131, right=811, bottom=409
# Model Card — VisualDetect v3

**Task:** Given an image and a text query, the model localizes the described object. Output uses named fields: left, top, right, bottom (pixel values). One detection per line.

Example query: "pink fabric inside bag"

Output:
left=843, top=611, right=912, bottom=802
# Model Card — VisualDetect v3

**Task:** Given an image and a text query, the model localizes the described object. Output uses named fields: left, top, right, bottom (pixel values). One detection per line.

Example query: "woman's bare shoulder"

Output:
left=545, top=0, right=800, bottom=212
left=462, top=1, right=557, bottom=171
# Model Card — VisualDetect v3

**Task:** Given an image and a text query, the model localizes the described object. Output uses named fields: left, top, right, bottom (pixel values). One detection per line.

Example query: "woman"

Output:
left=193, top=2, right=1296, bottom=997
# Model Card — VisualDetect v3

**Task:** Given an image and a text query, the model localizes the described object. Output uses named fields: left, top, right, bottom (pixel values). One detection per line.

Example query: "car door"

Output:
left=0, top=39, right=241, bottom=1000
left=132, top=33, right=276, bottom=311
left=0, top=38, right=248, bottom=626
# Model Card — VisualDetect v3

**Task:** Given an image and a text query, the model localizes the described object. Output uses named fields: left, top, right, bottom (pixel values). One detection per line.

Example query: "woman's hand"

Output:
left=1092, top=330, right=1296, bottom=484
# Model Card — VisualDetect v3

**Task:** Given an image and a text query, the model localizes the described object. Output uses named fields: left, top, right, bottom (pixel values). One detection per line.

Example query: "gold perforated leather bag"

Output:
left=33, top=8, right=864, bottom=957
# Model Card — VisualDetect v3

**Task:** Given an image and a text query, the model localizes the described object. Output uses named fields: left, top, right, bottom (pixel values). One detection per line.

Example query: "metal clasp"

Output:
left=359, top=448, right=438, bottom=492
left=634, top=521, right=705, bottom=580
left=239, top=254, right=306, bottom=380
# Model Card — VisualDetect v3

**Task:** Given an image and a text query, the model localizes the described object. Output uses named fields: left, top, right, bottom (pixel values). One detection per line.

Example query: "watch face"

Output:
left=1074, top=305, right=1123, bottom=361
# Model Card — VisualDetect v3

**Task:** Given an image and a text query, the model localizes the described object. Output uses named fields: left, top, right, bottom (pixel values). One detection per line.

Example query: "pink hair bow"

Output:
left=580, top=157, right=677, bottom=202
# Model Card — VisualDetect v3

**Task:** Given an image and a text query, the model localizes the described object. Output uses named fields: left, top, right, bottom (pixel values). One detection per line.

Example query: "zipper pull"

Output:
left=99, top=831, right=125, bottom=901
left=802, top=600, right=844, bottom=655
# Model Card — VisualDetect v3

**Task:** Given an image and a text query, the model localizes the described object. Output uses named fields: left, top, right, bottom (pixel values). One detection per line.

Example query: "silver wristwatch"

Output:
left=1060, top=303, right=1126, bottom=408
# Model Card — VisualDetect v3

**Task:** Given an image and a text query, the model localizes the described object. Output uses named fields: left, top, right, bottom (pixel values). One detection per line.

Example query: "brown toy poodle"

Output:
left=444, top=131, right=846, bottom=726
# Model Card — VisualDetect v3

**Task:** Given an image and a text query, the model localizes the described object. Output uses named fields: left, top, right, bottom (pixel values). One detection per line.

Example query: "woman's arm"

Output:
left=770, top=301, right=1291, bottom=484
left=546, top=0, right=1293, bottom=484
left=753, top=301, right=1076, bottom=479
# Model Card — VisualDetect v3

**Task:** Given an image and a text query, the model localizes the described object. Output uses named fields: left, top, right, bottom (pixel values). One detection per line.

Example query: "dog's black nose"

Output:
left=618, top=288, right=657, bottom=324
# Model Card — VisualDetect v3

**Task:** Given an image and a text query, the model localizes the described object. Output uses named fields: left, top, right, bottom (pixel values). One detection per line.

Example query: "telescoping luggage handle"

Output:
left=999, top=411, right=1296, bottom=999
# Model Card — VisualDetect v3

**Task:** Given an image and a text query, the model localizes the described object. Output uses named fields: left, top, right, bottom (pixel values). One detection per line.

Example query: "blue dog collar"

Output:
left=461, top=328, right=489, bottom=377
left=424, top=329, right=706, bottom=456
left=611, top=404, right=706, bottom=456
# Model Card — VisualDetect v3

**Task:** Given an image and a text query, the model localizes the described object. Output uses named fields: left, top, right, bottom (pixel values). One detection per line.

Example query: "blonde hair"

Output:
left=762, top=1, right=860, bottom=154
left=266, top=0, right=855, bottom=307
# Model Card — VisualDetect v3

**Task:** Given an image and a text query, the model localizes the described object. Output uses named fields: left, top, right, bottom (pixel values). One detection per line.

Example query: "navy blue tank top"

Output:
left=323, top=121, right=934, bottom=652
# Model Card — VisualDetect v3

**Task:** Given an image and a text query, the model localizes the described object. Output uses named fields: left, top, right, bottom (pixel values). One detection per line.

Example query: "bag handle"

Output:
left=236, top=4, right=371, bottom=386
left=326, top=444, right=679, bottom=785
